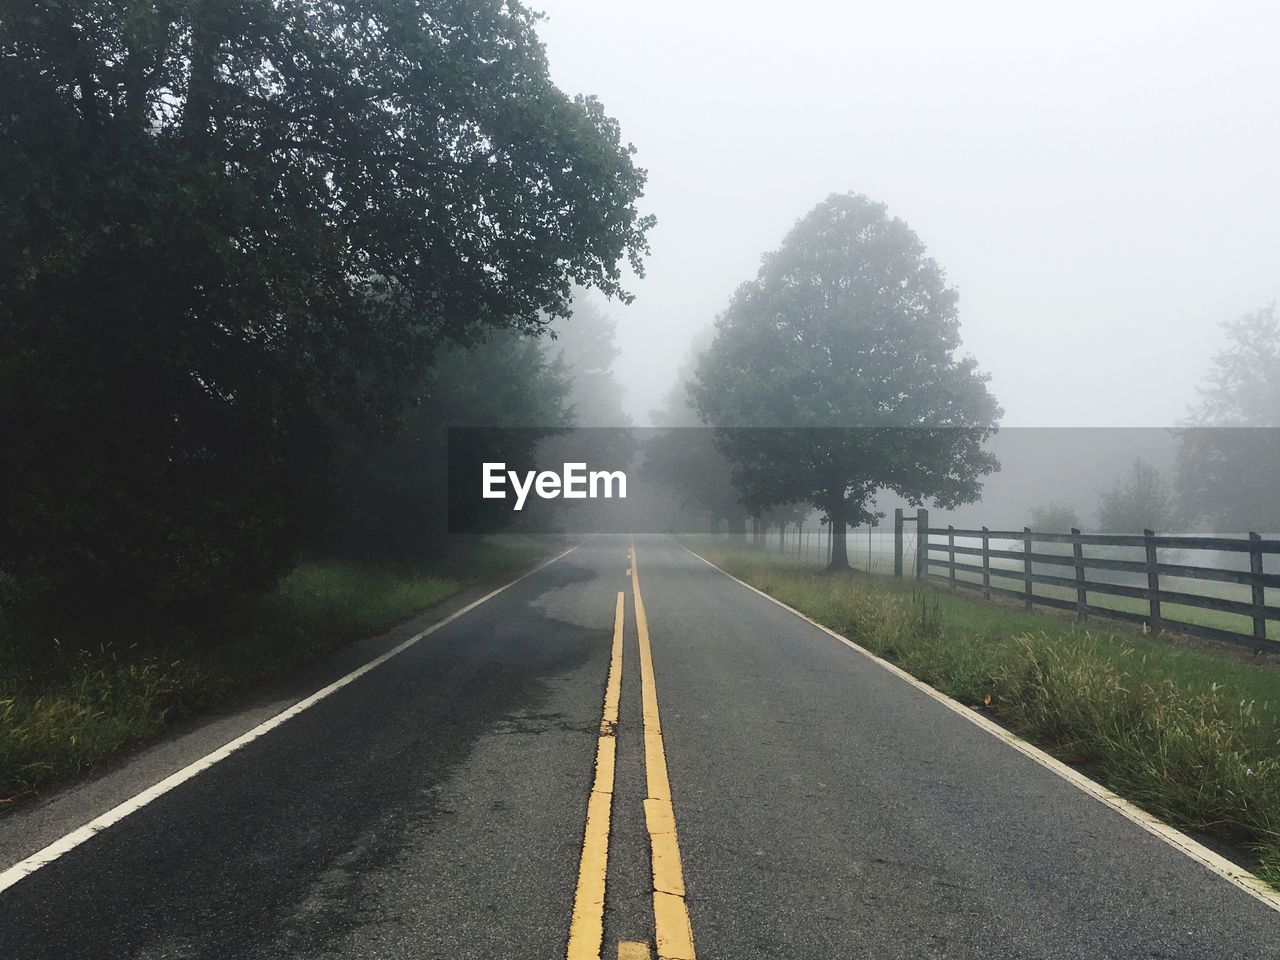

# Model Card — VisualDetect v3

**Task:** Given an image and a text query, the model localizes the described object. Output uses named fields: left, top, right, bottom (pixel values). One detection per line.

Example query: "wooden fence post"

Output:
left=1250, top=532, right=1266, bottom=651
left=1143, top=528, right=1162, bottom=632
left=1023, top=526, right=1033, bottom=609
left=981, top=525, right=991, bottom=600
left=893, top=508, right=904, bottom=578
left=1071, top=527, right=1087, bottom=621
left=948, top=524, right=956, bottom=589
left=916, top=508, right=929, bottom=580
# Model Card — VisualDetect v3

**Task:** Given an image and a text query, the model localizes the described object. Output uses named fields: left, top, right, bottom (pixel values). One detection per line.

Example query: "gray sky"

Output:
left=534, top=0, right=1280, bottom=426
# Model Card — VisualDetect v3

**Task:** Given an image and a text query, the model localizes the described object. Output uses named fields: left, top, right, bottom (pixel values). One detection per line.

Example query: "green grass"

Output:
left=688, top=538, right=1280, bottom=889
left=943, top=557, right=1280, bottom=642
left=0, top=535, right=559, bottom=807
left=768, top=531, right=1279, bottom=641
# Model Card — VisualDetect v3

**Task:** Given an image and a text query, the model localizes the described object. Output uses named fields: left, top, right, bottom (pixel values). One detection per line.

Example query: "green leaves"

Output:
left=692, top=193, right=1001, bottom=561
left=0, top=0, right=651, bottom=612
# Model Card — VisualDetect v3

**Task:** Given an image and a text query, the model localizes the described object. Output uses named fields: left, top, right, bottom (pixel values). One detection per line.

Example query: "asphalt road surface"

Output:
left=3, top=535, right=1279, bottom=959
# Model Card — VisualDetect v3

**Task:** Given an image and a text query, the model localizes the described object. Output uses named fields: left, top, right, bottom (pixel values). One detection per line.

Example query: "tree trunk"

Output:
left=827, top=503, right=850, bottom=571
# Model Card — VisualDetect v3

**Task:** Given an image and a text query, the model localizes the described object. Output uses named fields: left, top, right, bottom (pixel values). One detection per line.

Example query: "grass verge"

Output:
left=0, top=534, right=560, bottom=808
left=690, top=539, right=1280, bottom=890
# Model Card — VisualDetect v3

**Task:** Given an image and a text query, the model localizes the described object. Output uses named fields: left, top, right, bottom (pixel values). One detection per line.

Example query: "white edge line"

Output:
left=676, top=541, right=1280, bottom=914
left=0, top=542, right=581, bottom=895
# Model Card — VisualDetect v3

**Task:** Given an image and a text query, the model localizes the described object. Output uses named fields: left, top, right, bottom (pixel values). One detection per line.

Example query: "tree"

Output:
left=538, top=293, right=637, bottom=514
left=1097, top=459, right=1179, bottom=532
left=0, top=0, right=652, bottom=611
left=1186, top=304, right=1280, bottom=425
left=549, top=294, right=633, bottom=428
left=692, top=193, right=1001, bottom=569
left=642, top=428, right=748, bottom=534
left=1176, top=304, right=1280, bottom=531
left=1028, top=502, right=1082, bottom=532
left=650, top=326, right=716, bottom=428
left=321, top=330, right=572, bottom=560
left=643, top=328, right=751, bottom=533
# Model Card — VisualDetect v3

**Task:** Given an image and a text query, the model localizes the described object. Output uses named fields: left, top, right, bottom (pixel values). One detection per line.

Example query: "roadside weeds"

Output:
left=0, top=536, right=559, bottom=807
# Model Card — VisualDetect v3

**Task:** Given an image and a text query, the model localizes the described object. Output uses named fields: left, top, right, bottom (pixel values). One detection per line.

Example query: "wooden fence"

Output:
left=892, top=507, right=1280, bottom=652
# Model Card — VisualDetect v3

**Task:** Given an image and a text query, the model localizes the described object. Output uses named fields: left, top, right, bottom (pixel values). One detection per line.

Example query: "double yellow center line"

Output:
left=566, top=543, right=697, bottom=960
left=631, top=545, right=696, bottom=960
left=566, top=590, right=625, bottom=958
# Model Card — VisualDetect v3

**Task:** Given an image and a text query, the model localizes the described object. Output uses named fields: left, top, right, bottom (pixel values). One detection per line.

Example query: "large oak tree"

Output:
left=692, top=193, right=1000, bottom=569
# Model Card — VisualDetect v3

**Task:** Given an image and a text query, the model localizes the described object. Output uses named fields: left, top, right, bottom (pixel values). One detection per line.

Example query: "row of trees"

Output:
left=1030, top=304, right=1280, bottom=534
left=1028, top=459, right=1179, bottom=533
left=0, top=1, right=650, bottom=618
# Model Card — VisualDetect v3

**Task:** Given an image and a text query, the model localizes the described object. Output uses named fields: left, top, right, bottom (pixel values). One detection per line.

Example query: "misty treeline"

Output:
left=1024, top=304, right=1280, bottom=535
left=0, top=0, right=651, bottom=622
left=651, top=199, right=1279, bottom=565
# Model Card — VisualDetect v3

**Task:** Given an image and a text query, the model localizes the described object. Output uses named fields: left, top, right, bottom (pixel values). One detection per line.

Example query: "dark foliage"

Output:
left=321, top=331, right=572, bottom=559
left=0, top=0, right=651, bottom=611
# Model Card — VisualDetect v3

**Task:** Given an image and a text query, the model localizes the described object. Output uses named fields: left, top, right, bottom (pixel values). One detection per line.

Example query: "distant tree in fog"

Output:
left=1096, top=459, right=1179, bottom=532
left=692, top=193, right=1001, bottom=570
left=540, top=293, right=637, bottom=496
left=1176, top=303, right=1280, bottom=531
left=550, top=294, right=633, bottom=428
left=322, top=331, right=573, bottom=559
left=1028, top=502, right=1082, bottom=531
left=650, top=326, right=716, bottom=428
left=644, top=329, right=750, bottom=533
left=642, top=430, right=748, bottom=533
left=1187, top=304, right=1280, bottom=425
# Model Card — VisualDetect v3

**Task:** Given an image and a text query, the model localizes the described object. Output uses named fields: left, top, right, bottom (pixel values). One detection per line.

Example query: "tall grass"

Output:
left=0, top=535, right=557, bottom=806
left=699, top=544, right=1280, bottom=888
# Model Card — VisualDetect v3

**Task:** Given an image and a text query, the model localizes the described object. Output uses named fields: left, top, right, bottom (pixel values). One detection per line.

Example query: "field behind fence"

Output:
left=758, top=524, right=901, bottom=572
left=748, top=514, right=1280, bottom=651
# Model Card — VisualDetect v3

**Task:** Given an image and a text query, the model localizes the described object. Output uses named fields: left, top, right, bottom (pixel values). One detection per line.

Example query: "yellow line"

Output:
left=567, top=591, right=627, bottom=960
left=629, top=543, right=697, bottom=960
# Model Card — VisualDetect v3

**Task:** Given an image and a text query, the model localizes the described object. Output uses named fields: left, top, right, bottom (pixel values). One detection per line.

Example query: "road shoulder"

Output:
left=0, top=548, right=573, bottom=872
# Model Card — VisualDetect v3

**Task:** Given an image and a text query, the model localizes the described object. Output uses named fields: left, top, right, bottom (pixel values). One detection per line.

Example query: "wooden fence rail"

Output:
left=891, top=508, right=1278, bottom=653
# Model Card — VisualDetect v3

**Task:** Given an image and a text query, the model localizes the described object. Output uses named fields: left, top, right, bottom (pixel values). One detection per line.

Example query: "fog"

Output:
left=535, top=0, right=1280, bottom=427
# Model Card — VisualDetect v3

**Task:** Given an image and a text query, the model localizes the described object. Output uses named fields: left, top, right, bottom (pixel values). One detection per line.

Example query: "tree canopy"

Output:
left=1096, top=458, right=1179, bottom=533
left=0, top=0, right=652, bottom=609
left=692, top=193, right=1001, bottom=568
left=641, top=328, right=752, bottom=533
left=549, top=295, right=633, bottom=429
left=1176, top=303, right=1280, bottom=532
left=322, top=329, right=573, bottom=559
left=1028, top=502, right=1082, bottom=532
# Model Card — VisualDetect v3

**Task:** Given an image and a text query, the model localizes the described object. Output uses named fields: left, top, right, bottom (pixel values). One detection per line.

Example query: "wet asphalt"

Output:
left=2, top=535, right=1279, bottom=958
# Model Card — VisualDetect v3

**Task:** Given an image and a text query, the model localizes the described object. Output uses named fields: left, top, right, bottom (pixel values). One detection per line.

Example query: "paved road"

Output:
left=2, top=535, right=1279, bottom=958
